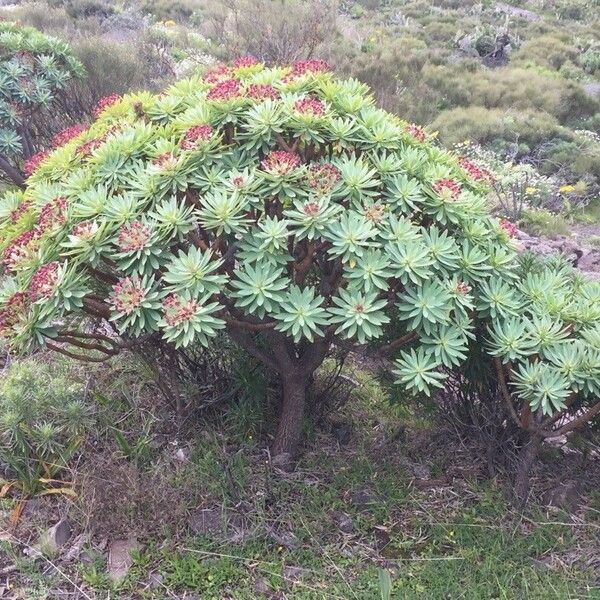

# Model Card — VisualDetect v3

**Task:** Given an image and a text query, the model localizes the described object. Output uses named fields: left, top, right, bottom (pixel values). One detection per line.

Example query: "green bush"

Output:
left=6, top=3, right=101, bottom=37
left=330, top=35, right=445, bottom=122
left=520, top=208, right=570, bottom=237
left=432, top=106, right=573, bottom=150
left=0, top=21, right=85, bottom=187
left=71, top=37, right=165, bottom=98
left=512, top=35, right=578, bottom=71
left=555, top=0, right=591, bottom=21
left=61, top=0, right=115, bottom=19
left=139, top=0, right=199, bottom=22
left=0, top=59, right=598, bottom=467
left=0, top=358, right=92, bottom=493
left=421, top=65, right=598, bottom=125
left=199, top=0, right=338, bottom=63
left=579, top=47, right=600, bottom=75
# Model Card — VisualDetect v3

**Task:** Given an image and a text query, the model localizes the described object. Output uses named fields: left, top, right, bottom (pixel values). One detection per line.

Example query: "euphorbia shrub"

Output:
left=0, top=22, right=85, bottom=187
left=0, top=58, right=599, bottom=460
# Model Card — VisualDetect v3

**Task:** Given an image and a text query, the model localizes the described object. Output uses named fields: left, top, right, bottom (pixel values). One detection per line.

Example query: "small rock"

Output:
left=227, top=525, right=253, bottom=544
left=351, top=487, right=376, bottom=510
left=583, top=82, right=600, bottom=99
left=107, top=538, right=141, bottom=582
left=578, top=250, right=600, bottom=272
left=254, top=577, right=271, bottom=594
left=38, top=519, right=71, bottom=558
left=543, top=481, right=581, bottom=511
left=266, top=526, right=298, bottom=550
left=79, top=550, right=95, bottom=564
left=174, top=447, right=189, bottom=462
left=188, top=508, right=223, bottom=535
left=283, top=565, right=308, bottom=581
left=63, top=533, right=87, bottom=562
left=333, top=511, right=354, bottom=534
left=373, top=525, right=391, bottom=553
left=411, top=463, right=431, bottom=480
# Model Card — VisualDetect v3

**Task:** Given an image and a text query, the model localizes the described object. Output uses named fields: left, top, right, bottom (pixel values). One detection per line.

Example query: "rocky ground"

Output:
left=517, top=223, right=600, bottom=280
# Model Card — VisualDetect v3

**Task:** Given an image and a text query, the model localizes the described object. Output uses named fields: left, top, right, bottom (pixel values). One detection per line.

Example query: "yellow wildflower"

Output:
left=164, top=19, right=176, bottom=27
left=525, top=187, right=536, bottom=195
left=463, top=139, right=470, bottom=145
left=559, top=184, right=575, bottom=193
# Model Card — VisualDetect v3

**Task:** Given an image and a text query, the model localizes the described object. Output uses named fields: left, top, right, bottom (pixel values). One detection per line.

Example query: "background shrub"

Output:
left=0, top=21, right=85, bottom=187
left=0, top=358, right=92, bottom=493
left=198, top=0, right=338, bottom=63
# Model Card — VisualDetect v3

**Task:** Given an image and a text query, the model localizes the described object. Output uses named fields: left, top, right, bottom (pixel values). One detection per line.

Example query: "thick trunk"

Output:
left=515, top=434, right=541, bottom=501
left=0, top=155, right=26, bottom=188
left=273, top=373, right=307, bottom=458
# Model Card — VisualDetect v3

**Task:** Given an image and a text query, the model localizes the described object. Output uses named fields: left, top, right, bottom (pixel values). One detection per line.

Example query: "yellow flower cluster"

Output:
left=559, top=184, right=575, bottom=194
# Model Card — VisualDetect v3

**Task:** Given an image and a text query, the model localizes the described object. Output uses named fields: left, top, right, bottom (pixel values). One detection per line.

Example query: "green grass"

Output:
left=520, top=209, right=571, bottom=237
left=96, top=484, right=597, bottom=600
left=576, top=198, right=600, bottom=225
left=2, top=362, right=598, bottom=599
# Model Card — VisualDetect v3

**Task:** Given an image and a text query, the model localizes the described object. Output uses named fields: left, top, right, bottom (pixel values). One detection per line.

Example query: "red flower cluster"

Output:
left=207, top=79, right=241, bottom=101
left=499, top=218, right=518, bottom=238
left=203, top=64, right=233, bottom=83
left=261, top=151, right=301, bottom=176
left=153, top=152, right=178, bottom=169
left=293, top=97, right=326, bottom=116
left=4, top=195, right=68, bottom=271
left=162, top=294, right=198, bottom=327
left=246, top=83, right=279, bottom=101
left=10, top=200, right=31, bottom=224
left=117, top=221, right=151, bottom=252
left=363, top=203, right=385, bottom=223
left=28, top=262, right=59, bottom=302
left=406, top=124, right=426, bottom=143
left=305, top=163, right=340, bottom=194
left=38, top=196, right=68, bottom=232
left=92, top=94, right=121, bottom=119
left=455, top=281, right=472, bottom=295
left=23, top=150, right=50, bottom=178
left=0, top=291, right=28, bottom=337
left=72, top=220, right=96, bottom=239
left=458, top=157, right=493, bottom=183
left=233, top=56, right=259, bottom=68
left=2, top=229, right=41, bottom=270
left=109, top=277, right=146, bottom=314
left=303, top=202, right=321, bottom=216
left=76, top=125, right=119, bottom=158
left=180, top=125, right=214, bottom=150
left=433, top=178, right=461, bottom=200
left=291, top=60, right=330, bottom=76
left=52, top=124, right=86, bottom=148
left=77, top=138, right=102, bottom=157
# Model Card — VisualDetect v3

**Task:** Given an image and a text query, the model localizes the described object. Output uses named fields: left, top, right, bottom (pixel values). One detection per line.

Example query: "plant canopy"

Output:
left=0, top=57, right=598, bottom=456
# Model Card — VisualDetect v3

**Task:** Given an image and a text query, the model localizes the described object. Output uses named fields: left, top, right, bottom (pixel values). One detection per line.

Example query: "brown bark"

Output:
left=272, top=373, right=307, bottom=458
left=515, top=434, right=541, bottom=501
left=0, top=154, right=26, bottom=188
